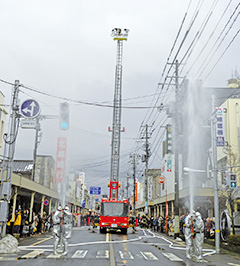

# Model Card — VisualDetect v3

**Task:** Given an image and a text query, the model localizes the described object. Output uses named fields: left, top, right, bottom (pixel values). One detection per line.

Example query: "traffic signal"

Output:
left=230, top=173, right=237, bottom=189
left=166, top=124, right=172, bottom=154
left=222, top=171, right=229, bottom=186
left=60, top=102, right=69, bottom=130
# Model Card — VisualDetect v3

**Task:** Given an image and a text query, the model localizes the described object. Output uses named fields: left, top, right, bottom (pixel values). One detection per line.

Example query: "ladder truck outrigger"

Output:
left=99, top=28, right=130, bottom=234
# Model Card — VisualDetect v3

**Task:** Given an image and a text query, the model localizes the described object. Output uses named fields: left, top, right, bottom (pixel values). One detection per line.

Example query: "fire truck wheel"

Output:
left=122, top=229, right=127, bottom=235
left=100, top=228, right=106, bottom=234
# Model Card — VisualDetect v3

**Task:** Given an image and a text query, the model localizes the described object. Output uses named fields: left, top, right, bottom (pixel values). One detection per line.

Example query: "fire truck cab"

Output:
left=99, top=198, right=129, bottom=234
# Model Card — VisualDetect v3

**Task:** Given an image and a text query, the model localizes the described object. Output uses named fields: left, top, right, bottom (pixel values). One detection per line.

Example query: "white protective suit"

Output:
left=52, top=206, right=63, bottom=255
left=62, top=206, right=73, bottom=256
left=184, top=213, right=194, bottom=259
left=193, top=212, right=204, bottom=260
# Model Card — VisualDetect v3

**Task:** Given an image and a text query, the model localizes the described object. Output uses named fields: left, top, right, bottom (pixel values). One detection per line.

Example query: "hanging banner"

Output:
left=55, top=137, right=67, bottom=183
left=135, top=182, right=138, bottom=202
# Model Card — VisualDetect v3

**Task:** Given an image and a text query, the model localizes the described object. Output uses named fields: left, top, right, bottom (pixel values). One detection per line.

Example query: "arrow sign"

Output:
left=21, top=99, right=40, bottom=118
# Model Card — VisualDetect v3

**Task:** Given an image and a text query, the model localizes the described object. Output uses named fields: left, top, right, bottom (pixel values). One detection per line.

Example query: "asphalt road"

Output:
left=0, top=226, right=239, bottom=266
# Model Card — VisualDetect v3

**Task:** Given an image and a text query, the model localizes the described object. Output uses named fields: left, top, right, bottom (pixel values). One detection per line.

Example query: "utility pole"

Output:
left=32, top=117, right=41, bottom=181
left=211, top=95, right=220, bottom=253
left=30, top=114, right=58, bottom=182
left=141, top=124, right=151, bottom=215
left=174, top=60, right=180, bottom=238
left=126, top=173, right=129, bottom=201
left=133, top=156, right=136, bottom=218
left=236, top=103, right=240, bottom=179
left=1, top=80, right=20, bottom=237
left=130, top=154, right=140, bottom=218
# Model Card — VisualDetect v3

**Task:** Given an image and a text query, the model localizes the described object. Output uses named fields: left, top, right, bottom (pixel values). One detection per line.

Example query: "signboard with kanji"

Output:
left=55, top=137, right=67, bottom=183
left=216, top=107, right=225, bottom=146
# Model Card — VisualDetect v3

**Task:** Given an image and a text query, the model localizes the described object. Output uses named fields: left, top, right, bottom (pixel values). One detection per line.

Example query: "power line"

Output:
left=203, top=28, right=240, bottom=83
left=0, top=78, right=159, bottom=110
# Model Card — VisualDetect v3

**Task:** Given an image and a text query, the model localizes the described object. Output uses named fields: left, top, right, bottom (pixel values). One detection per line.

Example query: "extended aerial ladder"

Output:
left=108, top=28, right=129, bottom=200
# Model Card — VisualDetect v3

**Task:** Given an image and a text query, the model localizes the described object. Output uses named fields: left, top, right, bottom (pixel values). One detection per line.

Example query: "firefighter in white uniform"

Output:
left=62, top=205, right=73, bottom=256
left=193, top=212, right=204, bottom=260
left=184, top=212, right=194, bottom=259
left=52, top=206, right=63, bottom=255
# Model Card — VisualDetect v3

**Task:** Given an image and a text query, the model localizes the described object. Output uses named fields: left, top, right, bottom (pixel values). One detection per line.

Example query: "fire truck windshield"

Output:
left=101, top=202, right=128, bottom=217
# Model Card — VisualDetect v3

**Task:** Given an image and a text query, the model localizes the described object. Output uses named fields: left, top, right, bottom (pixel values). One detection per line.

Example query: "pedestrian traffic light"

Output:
left=60, top=102, right=69, bottom=130
left=230, top=173, right=237, bottom=189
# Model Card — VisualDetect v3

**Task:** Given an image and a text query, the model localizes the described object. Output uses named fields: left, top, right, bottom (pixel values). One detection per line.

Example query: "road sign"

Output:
left=20, top=99, right=40, bottom=118
left=216, top=136, right=225, bottom=147
left=44, top=199, right=49, bottom=206
left=82, top=200, right=86, bottom=207
left=158, top=176, right=165, bottom=184
left=20, top=119, right=37, bottom=129
left=90, top=186, right=101, bottom=195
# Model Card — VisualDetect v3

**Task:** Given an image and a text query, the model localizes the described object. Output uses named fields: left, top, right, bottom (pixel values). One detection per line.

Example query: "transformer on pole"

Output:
left=108, top=28, right=129, bottom=200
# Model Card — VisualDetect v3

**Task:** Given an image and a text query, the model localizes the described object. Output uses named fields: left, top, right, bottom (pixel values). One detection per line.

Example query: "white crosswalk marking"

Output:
left=140, top=251, right=158, bottom=260
left=72, top=250, right=88, bottom=258
left=21, top=250, right=44, bottom=259
left=162, top=253, right=183, bottom=261
left=0, top=257, right=17, bottom=261
left=47, top=253, right=62, bottom=258
left=119, top=251, right=134, bottom=259
left=96, top=250, right=109, bottom=259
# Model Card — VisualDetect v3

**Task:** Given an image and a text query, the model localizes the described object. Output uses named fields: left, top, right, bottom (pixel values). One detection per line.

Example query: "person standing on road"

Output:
left=193, top=212, right=204, bottom=260
left=14, top=209, right=21, bottom=235
left=184, top=212, right=194, bottom=259
left=52, top=206, right=63, bottom=255
left=62, top=205, right=73, bottom=256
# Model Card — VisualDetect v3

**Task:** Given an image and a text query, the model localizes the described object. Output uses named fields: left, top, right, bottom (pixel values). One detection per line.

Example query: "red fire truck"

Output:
left=99, top=181, right=129, bottom=234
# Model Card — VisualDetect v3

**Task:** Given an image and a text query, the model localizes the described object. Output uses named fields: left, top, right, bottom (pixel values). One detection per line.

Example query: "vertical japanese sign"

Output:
left=76, top=172, right=85, bottom=204
left=55, top=137, right=67, bottom=183
left=216, top=107, right=225, bottom=147
left=167, top=158, right=172, bottom=172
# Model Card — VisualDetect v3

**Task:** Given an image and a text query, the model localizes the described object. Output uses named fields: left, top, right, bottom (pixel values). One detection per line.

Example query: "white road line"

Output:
left=140, top=251, right=158, bottom=260
left=21, top=250, right=44, bottom=259
left=72, top=250, right=88, bottom=258
left=162, top=252, right=183, bottom=261
left=0, top=257, right=17, bottom=261
left=228, top=263, right=240, bottom=266
left=106, top=233, right=110, bottom=242
left=19, top=236, right=142, bottom=250
left=119, top=251, right=134, bottom=259
left=96, top=250, right=109, bottom=259
left=47, top=253, right=62, bottom=258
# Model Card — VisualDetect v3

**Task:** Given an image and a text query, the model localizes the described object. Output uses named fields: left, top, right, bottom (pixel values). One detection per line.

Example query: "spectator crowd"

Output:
left=6, top=208, right=53, bottom=238
left=6, top=208, right=99, bottom=239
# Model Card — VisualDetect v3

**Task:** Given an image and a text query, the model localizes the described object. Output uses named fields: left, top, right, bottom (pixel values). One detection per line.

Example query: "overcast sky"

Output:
left=0, top=0, right=239, bottom=194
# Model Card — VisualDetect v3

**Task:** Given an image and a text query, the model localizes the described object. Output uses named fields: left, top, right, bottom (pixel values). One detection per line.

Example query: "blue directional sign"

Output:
left=217, top=137, right=225, bottom=147
left=82, top=200, right=86, bottom=207
left=90, top=186, right=101, bottom=195
left=21, top=99, right=40, bottom=118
